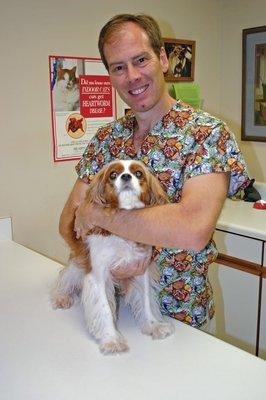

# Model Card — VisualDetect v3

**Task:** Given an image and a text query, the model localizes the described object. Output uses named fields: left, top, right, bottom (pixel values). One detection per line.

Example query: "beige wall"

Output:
left=0, top=0, right=264, bottom=265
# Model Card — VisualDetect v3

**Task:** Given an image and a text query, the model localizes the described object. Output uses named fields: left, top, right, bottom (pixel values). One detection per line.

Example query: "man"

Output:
left=60, top=14, right=249, bottom=331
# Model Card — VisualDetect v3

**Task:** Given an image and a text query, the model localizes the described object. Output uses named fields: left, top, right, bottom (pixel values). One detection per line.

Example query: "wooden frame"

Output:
left=242, top=26, right=266, bottom=142
left=163, top=38, right=195, bottom=82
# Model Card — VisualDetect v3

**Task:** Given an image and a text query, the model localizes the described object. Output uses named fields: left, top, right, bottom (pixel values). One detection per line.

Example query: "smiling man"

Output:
left=103, top=22, right=170, bottom=114
left=59, top=14, right=250, bottom=332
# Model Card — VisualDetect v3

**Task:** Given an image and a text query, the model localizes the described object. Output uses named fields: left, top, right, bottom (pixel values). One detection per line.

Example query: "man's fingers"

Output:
left=111, top=257, right=152, bottom=280
left=75, top=229, right=81, bottom=239
left=111, top=265, right=133, bottom=279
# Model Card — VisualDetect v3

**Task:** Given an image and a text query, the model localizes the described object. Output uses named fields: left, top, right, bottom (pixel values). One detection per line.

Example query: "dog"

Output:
left=51, top=160, right=174, bottom=354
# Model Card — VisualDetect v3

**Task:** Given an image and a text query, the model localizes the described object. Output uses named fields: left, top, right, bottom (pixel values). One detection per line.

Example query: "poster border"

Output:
left=49, top=55, right=117, bottom=162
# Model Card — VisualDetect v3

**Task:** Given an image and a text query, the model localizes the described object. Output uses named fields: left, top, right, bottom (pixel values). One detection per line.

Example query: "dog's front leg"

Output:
left=125, top=267, right=174, bottom=340
left=51, top=261, right=85, bottom=309
left=82, top=270, right=129, bottom=354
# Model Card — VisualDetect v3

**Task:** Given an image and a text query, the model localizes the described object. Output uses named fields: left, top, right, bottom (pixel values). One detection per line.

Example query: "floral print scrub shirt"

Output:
left=76, top=101, right=250, bottom=328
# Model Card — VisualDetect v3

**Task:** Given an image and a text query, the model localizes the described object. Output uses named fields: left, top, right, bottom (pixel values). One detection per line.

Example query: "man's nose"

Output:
left=127, top=64, right=141, bottom=82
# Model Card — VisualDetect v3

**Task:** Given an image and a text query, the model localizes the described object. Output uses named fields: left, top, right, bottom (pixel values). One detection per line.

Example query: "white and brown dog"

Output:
left=51, top=160, right=174, bottom=354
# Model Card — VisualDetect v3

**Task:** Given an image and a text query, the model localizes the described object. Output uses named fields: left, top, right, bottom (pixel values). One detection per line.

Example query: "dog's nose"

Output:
left=121, top=173, right=132, bottom=182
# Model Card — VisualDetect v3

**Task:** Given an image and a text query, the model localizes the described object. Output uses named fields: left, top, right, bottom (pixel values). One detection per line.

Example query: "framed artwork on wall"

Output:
left=163, top=38, right=195, bottom=82
left=242, top=26, right=266, bottom=142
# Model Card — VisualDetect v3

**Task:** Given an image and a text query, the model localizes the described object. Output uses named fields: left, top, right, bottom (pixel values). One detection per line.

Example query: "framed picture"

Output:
left=242, top=26, right=266, bottom=142
left=163, top=38, right=195, bottom=82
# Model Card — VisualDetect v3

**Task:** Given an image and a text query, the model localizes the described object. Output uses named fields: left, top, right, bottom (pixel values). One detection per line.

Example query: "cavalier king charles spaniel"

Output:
left=51, top=160, right=174, bottom=354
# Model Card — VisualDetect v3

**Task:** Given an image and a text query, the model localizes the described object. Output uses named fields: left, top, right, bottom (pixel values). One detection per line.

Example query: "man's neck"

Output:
left=131, top=94, right=176, bottom=152
left=134, top=94, right=176, bottom=135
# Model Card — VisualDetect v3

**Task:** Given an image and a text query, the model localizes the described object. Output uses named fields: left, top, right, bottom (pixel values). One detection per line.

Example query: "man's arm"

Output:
left=75, top=172, right=229, bottom=251
left=59, top=178, right=89, bottom=263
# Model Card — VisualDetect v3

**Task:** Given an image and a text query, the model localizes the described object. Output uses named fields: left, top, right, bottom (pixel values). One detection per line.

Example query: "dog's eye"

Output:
left=134, top=170, right=143, bottom=179
left=109, top=171, right=117, bottom=180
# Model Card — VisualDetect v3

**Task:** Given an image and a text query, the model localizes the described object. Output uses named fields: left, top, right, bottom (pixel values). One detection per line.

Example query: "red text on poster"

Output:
left=79, top=75, right=113, bottom=118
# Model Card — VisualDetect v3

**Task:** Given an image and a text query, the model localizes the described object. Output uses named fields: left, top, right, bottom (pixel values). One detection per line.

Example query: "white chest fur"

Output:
left=118, top=191, right=144, bottom=210
left=86, top=235, right=151, bottom=273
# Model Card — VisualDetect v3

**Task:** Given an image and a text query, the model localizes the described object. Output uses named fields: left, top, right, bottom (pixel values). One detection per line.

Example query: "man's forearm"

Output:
left=59, top=178, right=90, bottom=260
left=76, top=172, right=228, bottom=251
left=92, top=202, right=209, bottom=251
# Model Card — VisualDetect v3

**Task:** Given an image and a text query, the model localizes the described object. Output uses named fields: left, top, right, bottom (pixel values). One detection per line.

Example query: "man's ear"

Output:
left=159, top=46, right=169, bottom=74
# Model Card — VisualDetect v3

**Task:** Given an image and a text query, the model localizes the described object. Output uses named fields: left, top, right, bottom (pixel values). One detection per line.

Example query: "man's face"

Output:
left=103, top=22, right=169, bottom=114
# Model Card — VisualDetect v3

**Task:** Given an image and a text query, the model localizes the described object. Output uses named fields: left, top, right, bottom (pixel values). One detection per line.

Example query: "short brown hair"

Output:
left=98, top=14, right=163, bottom=70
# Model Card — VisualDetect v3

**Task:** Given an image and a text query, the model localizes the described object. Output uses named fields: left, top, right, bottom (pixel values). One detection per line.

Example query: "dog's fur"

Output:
left=51, top=160, right=174, bottom=354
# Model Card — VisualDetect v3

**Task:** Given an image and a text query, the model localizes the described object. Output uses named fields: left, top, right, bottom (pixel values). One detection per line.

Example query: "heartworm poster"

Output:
left=49, top=56, right=116, bottom=162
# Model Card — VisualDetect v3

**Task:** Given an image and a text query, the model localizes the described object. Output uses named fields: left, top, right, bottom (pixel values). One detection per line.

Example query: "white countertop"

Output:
left=217, top=198, right=266, bottom=240
left=0, top=239, right=265, bottom=400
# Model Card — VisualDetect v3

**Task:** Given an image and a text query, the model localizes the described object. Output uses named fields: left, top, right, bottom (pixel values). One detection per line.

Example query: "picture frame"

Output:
left=163, top=38, right=195, bottom=82
left=241, top=26, right=266, bottom=142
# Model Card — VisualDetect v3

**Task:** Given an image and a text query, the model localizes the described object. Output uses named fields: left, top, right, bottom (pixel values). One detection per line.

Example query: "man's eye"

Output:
left=136, top=55, right=150, bottom=66
left=112, top=65, right=124, bottom=73
left=135, top=170, right=143, bottom=179
left=110, top=171, right=118, bottom=180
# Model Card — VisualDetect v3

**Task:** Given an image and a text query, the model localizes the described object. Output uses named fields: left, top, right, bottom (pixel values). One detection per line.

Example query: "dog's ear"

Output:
left=146, top=172, right=169, bottom=206
left=85, top=168, right=107, bottom=205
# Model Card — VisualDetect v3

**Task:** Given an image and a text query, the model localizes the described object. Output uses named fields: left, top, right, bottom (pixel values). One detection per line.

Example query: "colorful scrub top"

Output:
left=76, top=100, right=250, bottom=328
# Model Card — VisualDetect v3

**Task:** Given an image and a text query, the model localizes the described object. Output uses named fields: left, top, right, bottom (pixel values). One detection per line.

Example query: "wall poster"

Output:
left=49, top=56, right=116, bottom=161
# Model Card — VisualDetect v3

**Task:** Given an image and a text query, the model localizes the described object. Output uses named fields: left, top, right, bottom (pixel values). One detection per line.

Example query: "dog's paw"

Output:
left=99, top=336, right=129, bottom=355
left=142, top=321, right=174, bottom=340
left=51, top=294, right=74, bottom=309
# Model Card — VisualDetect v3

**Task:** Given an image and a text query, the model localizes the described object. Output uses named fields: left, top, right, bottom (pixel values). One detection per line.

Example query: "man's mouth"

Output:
left=128, top=85, right=148, bottom=96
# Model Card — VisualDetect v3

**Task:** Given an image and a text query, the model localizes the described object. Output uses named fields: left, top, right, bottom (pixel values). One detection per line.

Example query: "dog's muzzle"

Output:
left=121, top=173, right=132, bottom=182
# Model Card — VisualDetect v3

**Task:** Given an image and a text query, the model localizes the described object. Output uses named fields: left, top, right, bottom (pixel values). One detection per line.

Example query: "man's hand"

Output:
left=74, top=201, right=152, bottom=279
left=74, top=202, right=96, bottom=241
left=111, top=254, right=152, bottom=280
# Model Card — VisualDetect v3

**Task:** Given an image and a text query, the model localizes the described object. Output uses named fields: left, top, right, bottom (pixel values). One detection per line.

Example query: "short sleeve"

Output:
left=75, top=125, right=113, bottom=183
left=183, top=119, right=250, bottom=197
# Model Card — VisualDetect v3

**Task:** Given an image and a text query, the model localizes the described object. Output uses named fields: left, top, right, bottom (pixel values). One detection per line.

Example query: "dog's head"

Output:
left=85, top=160, right=168, bottom=209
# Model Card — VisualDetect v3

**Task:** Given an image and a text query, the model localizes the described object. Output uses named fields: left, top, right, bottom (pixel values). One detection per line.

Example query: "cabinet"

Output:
left=209, top=262, right=259, bottom=354
left=259, top=279, right=266, bottom=358
left=210, top=229, right=265, bottom=358
left=213, top=230, right=261, bottom=263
